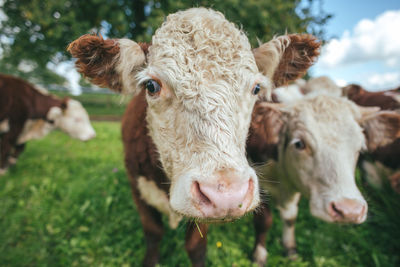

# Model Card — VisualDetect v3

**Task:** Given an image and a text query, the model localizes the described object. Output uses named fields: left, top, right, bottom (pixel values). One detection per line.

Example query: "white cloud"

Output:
left=363, top=72, right=400, bottom=90
left=318, top=10, right=400, bottom=69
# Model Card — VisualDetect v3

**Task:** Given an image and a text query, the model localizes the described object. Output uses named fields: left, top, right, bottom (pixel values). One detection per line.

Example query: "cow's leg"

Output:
left=185, top=222, right=208, bottom=267
left=131, top=185, right=164, bottom=267
left=278, top=193, right=301, bottom=259
left=9, top=143, right=25, bottom=165
left=252, top=202, right=273, bottom=267
left=1, top=123, right=23, bottom=174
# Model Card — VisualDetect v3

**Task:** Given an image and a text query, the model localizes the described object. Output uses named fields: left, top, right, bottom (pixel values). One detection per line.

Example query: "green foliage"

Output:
left=0, top=122, right=399, bottom=266
left=0, top=0, right=331, bottom=84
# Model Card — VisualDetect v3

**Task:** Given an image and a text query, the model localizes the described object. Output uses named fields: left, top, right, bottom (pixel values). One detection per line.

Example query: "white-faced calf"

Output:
left=68, top=7, right=320, bottom=266
left=247, top=95, right=400, bottom=266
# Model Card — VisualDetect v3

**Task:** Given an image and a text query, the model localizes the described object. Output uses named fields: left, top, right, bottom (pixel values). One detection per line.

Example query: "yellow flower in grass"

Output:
left=216, top=241, right=222, bottom=248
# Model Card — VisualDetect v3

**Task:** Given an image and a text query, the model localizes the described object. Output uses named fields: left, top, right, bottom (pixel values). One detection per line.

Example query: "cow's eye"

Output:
left=252, top=84, right=261, bottom=95
left=293, top=139, right=306, bottom=150
left=145, top=79, right=161, bottom=96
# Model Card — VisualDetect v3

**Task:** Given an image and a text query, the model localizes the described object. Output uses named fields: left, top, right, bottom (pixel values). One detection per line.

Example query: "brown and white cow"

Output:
left=342, top=84, right=400, bottom=191
left=0, top=74, right=96, bottom=175
left=68, top=8, right=320, bottom=266
left=247, top=95, right=400, bottom=266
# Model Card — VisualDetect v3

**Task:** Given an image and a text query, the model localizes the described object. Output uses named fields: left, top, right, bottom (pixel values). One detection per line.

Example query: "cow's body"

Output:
left=344, top=84, right=400, bottom=110
left=343, top=84, right=400, bottom=191
left=69, top=8, right=320, bottom=266
left=0, top=74, right=95, bottom=174
left=247, top=95, right=400, bottom=266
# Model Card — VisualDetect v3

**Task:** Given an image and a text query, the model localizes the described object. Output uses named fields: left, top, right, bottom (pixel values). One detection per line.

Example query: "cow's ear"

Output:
left=67, top=34, right=146, bottom=94
left=247, top=102, right=285, bottom=162
left=60, top=97, right=69, bottom=110
left=253, top=34, right=320, bottom=87
left=360, top=110, right=400, bottom=151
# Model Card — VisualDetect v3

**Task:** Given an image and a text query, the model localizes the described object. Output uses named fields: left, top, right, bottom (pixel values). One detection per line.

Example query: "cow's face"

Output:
left=256, top=96, right=400, bottom=223
left=48, top=99, right=96, bottom=141
left=68, top=8, right=320, bottom=220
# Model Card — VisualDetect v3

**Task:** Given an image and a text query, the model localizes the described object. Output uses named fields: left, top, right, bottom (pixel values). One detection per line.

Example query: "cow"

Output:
left=247, top=95, right=400, bottom=266
left=342, top=84, right=400, bottom=192
left=67, top=7, right=320, bottom=266
left=343, top=84, right=400, bottom=110
left=0, top=74, right=96, bottom=175
left=271, top=76, right=342, bottom=103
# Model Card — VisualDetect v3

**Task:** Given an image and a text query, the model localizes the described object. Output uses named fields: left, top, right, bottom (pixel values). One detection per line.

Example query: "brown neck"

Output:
left=30, top=90, right=63, bottom=119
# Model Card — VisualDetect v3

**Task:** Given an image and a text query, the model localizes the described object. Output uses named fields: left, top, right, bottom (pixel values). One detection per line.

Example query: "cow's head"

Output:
left=250, top=95, right=400, bottom=223
left=47, top=98, right=96, bottom=141
left=68, top=8, right=320, bottom=220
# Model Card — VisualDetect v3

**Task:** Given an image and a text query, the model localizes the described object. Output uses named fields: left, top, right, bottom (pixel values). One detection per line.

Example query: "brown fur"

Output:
left=273, top=34, right=321, bottom=87
left=345, top=84, right=400, bottom=110
left=247, top=102, right=284, bottom=162
left=121, top=90, right=209, bottom=266
left=67, top=35, right=123, bottom=92
left=0, top=74, right=64, bottom=169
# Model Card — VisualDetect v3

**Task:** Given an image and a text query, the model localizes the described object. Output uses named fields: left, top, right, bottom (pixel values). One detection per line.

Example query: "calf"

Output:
left=0, top=74, right=96, bottom=174
left=68, top=7, right=320, bottom=266
left=247, top=95, right=400, bottom=266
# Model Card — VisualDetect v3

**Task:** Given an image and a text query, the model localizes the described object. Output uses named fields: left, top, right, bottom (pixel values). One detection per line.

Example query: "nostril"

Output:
left=330, top=202, right=345, bottom=219
left=193, top=181, right=212, bottom=206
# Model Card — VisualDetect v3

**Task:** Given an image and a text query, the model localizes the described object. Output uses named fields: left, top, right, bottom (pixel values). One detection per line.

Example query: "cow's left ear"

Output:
left=360, top=110, right=400, bottom=151
left=68, top=34, right=147, bottom=94
left=253, top=34, right=320, bottom=87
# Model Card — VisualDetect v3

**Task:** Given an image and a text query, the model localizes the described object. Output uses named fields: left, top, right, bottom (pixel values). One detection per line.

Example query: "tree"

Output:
left=0, top=0, right=331, bottom=85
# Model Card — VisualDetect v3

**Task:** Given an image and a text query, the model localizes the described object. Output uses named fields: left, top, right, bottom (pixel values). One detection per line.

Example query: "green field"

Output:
left=1, top=122, right=399, bottom=266
left=51, top=91, right=130, bottom=117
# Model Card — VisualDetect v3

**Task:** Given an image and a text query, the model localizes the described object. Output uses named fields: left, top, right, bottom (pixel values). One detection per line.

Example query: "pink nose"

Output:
left=328, top=198, right=367, bottom=224
left=191, top=177, right=254, bottom=219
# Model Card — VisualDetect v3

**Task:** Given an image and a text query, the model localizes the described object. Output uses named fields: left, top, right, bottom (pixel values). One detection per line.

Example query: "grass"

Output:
left=1, top=121, right=399, bottom=266
left=51, top=91, right=130, bottom=116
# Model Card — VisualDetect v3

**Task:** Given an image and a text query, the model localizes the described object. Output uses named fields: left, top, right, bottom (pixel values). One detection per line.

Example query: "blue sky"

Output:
left=311, top=0, right=400, bottom=91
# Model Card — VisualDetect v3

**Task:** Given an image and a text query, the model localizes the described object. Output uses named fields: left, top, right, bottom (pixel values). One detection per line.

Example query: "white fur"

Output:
left=273, top=84, right=304, bottom=103
left=253, top=244, right=268, bottom=267
left=0, top=168, right=7, bottom=176
left=47, top=99, right=96, bottom=141
left=137, top=176, right=182, bottom=229
left=17, top=119, right=55, bottom=144
left=0, top=119, right=10, bottom=133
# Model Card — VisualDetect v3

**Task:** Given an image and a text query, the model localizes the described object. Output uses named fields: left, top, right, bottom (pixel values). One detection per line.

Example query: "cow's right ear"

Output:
left=253, top=34, right=320, bottom=88
left=67, top=34, right=146, bottom=94
left=360, top=110, right=400, bottom=151
left=247, top=102, right=285, bottom=162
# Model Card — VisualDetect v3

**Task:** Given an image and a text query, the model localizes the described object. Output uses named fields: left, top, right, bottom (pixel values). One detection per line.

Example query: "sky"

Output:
left=311, top=0, right=400, bottom=91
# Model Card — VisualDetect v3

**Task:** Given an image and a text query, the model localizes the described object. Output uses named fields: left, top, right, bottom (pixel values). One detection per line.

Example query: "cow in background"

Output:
left=271, top=76, right=342, bottom=103
left=247, top=95, right=400, bottom=266
left=0, top=74, right=96, bottom=175
left=342, top=84, right=400, bottom=192
left=68, top=7, right=320, bottom=266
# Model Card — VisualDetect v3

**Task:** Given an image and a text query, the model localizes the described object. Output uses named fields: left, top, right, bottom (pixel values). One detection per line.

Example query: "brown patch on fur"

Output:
left=247, top=102, right=284, bottom=163
left=67, top=34, right=123, bottom=92
left=273, top=34, right=321, bottom=87
left=138, top=42, right=151, bottom=56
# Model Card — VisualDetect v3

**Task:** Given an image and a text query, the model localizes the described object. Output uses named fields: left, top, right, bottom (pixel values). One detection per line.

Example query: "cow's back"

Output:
left=0, top=74, right=36, bottom=121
